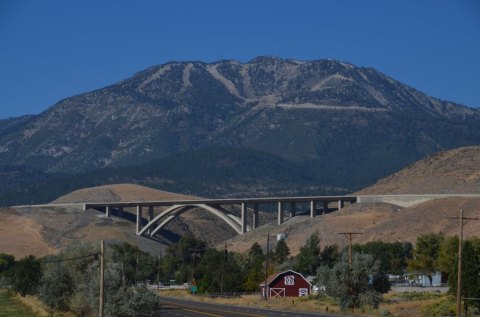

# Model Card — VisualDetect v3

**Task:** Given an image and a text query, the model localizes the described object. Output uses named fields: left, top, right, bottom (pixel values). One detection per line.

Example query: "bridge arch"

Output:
left=138, top=204, right=243, bottom=237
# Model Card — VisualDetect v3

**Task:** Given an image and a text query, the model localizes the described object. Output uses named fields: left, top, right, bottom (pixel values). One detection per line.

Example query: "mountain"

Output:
left=0, top=147, right=337, bottom=206
left=1, top=57, right=480, bottom=194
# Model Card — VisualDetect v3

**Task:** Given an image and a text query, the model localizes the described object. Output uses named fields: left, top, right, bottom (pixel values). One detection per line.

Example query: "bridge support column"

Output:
left=118, top=207, right=123, bottom=218
left=338, top=200, right=344, bottom=210
left=322, top=201, right=329, bottom=215
left=253, top=203, right=259, bottom=229
left=277, top=201, right=284, bottom=225
left=105, top=206, right=111, bottom=218
left=148, top=206, right=154, bottom=235
left=136, top=206, right=143, bottom=235
left=310, top=201, right=316, bottom=217
left=290, top=202, right=296, bottom=218
left=241, top=203, right=247, bottom=234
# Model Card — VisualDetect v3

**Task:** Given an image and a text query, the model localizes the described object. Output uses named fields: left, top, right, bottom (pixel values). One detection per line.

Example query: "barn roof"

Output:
left=259, top=269, right=312, bottom=287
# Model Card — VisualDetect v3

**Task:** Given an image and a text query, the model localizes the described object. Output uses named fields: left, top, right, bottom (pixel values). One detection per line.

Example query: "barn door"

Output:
left=270, top=288, right=285, bottom=298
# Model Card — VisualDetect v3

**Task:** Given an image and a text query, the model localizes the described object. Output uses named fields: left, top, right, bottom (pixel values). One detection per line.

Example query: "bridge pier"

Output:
left=278, top=201, right=284, bottom=225
left=105, top=206, right=111, bottom=218
left=338, top=200, right=344, bottom=210
left=290, top=202, right=296, bottom=218
left=253, top=203, right=259, bottom=229
left=310, top=201, right=316, bottom=217
left=136, top=206, right=143, bottom=234
left=323, top=201, right=329, bottom=214
left=118, top=206, right=123, bottom=218
left=241, top=203, right=247, bottom=234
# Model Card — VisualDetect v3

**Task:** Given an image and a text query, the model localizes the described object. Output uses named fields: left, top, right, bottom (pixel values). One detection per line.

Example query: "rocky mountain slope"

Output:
left=1, top=57, right=480, bottom=194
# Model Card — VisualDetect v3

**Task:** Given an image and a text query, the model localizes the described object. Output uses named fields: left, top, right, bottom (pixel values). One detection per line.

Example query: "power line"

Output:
left=41, top=252, right=100, bottom=263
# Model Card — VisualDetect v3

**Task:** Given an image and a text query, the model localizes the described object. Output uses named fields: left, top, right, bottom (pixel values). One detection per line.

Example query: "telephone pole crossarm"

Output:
left=337, top=232, right=363, bottom=267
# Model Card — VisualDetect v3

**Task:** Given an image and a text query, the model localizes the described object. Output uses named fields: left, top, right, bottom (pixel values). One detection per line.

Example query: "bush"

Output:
left=421, top=297, right=456, bottom=317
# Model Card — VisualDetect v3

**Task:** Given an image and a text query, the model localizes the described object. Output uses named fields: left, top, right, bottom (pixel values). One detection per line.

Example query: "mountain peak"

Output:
left=0, top=56, right=479, bottom=195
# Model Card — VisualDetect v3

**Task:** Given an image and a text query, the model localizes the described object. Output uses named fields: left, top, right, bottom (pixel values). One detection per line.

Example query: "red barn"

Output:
left=260, top=270, right=312, bottom=298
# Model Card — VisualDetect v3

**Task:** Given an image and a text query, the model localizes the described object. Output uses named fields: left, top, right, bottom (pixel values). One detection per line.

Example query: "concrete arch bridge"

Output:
left=82, top=196, right=357, bottom=238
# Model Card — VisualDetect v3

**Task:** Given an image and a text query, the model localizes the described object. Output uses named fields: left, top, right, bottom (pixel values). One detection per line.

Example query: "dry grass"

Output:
left=358, top=146, right=480, bottom=195
left=0, top=290, right=74, bottom=317
left=158, top=289, right=460, bottom=317
left=158, top=289, right=340, bottom=314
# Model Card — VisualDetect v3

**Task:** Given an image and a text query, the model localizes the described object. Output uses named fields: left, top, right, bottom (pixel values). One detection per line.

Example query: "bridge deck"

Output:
left=82, top=195, right=358, bottom=209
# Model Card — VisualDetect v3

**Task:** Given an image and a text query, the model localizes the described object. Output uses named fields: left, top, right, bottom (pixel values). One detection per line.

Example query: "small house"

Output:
left=260, top=270, right=312, bottom=298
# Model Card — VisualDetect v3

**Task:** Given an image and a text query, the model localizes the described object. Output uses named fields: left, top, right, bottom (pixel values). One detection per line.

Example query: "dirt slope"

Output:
left=1, top=184, right=242, bottom=258
left=227, top=198, right=480, bottom=255
left=358, top=146, right=480, bottom=194
left=228, top=147, right=480, bottom=254
left=52, top=183, right=198, bottom=203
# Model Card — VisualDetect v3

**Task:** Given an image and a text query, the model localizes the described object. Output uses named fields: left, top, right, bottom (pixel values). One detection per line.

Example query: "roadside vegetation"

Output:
left=1, top=232, right=479, bottom=316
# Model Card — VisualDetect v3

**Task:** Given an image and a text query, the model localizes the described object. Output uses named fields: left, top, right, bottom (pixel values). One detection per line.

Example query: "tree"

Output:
left=319, top=245, right=340, bottom=269
left=109, top=242, right=156, bottom=285
left=407, top=232, right=444, bottom=286
left=9, top=255, right=42, bottom=296
left=0, top=253, right=15, bottom=273
left=438, top=236, right=480, bottom=309
left=318, top=252, right=388, bottom=310
left=353, top=241, right=413, bottom=274
left=38, top=262, right=73, bottom=310
left=294, top=232, right=320, bottom=275
left=274, top=239, right=290, bottom=264
left=242, top=243, right=265, bottom=292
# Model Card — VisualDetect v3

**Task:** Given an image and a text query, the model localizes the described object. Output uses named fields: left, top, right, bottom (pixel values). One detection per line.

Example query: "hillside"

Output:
left=1, top=57, right=480, bottom=197
left=0, top=184, right=275, bottom=258
left=0, top=147, right=336, bottom=207
left=226, top=197, right=480, bottom=255
left=226, top=146, right=480, bottom=254
left=358, top=146, right=480, bottom=194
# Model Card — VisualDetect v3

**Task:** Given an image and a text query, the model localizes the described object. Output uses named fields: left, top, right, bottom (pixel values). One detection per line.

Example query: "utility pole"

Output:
left=220, top=242, right=229, bottom=295
left=263, top=233, right=276, bottom=300
left=99, top=240, right=105, bottom=317
left=338, top=232, right=363, bottom=267
left=157, top=252, right=161, bottom=288
left=446, top=209, right=478, bottom=317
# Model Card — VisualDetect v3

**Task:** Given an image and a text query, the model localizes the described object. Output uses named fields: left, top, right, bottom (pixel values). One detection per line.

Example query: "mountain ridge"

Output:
left=1, top=56, right=480, bottom=194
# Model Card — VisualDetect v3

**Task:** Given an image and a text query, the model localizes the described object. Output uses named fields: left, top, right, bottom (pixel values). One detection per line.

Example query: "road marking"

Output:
left=162, top=300, right=267, bottom=317
left=182, top=307, right=224, bottom=317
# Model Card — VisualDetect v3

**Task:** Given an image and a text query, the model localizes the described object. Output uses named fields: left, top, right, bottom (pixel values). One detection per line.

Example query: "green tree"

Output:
left=353, top=241, right=412, bottom=274
left=0, top=253, right=15, bottom=273
left=318, top=252, right=387, bottom=310
left=10, top=255, right=42, bottom=296
left=437, top=236, right=480, bottom=309
left=407, top=232, right=444, bottom=286
left=274, top=239, right=290, bottom=264
left=242, top=243, right=265, bottom=292
left=294, top=232, right=320, bottom=275
left=319, top=245, right=340, bottom=269
left=109, top=242, right=156, bottom=285
left=37, top=262, right=73, bottom=310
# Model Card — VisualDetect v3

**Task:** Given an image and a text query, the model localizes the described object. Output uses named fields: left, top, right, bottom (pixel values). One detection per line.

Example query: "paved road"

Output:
left=157, top=296, right=351, bottom=317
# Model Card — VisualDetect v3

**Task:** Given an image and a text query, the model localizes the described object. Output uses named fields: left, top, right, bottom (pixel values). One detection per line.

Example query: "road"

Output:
left=157, top=297, right=352, bottom=317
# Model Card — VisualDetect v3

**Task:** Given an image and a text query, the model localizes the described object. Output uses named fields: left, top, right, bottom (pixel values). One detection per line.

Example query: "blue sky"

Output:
left=1, top=0, right=479, bottom=119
